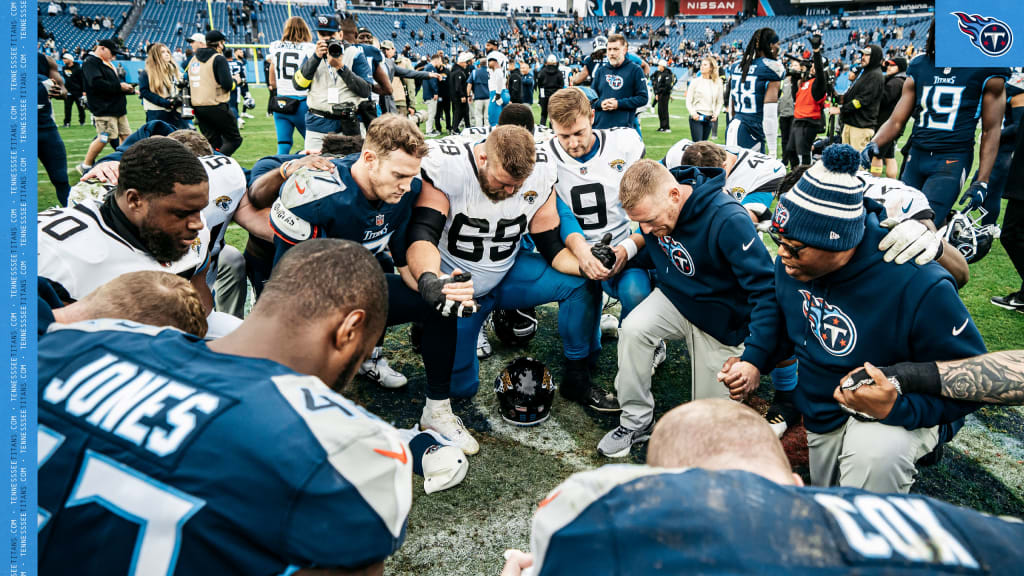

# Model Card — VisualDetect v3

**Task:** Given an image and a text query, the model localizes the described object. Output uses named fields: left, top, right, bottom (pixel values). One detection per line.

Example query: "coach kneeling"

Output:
left=768, top=145, right=986, bottom=493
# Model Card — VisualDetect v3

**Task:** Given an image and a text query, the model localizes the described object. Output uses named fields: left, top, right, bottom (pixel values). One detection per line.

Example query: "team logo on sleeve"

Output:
left=730, top=187, right=746, bottom=201
left=215, top=196, right=233, bottom=211
left=523, top=190, right=538, bottom=204
left=799, top=290, right=857, bottom=357
left=605, top=74, right=624, bottom=90
left=951, top=12, right=1013, bottom=57
left=609, top=159, right=626, bottom=173
left=657, top=236, right=694, bottom=276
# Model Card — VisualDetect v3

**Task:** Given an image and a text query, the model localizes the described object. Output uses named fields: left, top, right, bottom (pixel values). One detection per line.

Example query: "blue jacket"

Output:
left=639, top=166, right=779, bottom=371
left=470, top=66, right=490, bottom=100
left=775, top=203, right=986, bottom=437
left=423, top=63, right=440, bottom=100
left=591, top=59, right=648, bottom=129
left=522, top=71, right=534, bottom=104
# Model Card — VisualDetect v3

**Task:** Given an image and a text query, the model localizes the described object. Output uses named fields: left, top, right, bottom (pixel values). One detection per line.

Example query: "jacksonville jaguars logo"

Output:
left=730, top=186, right=746, bottom=201
left=605, top=74, right=624, bottom=90
left=523, top=190, right=538, bottom=204
left=951, top=12, right=1013, bottom=57
left=214, top=195, right=232, bottom=211
left=657, top=235, right=695, bottom=277
left=609, top=159, right=626, bottom=173
left=799, top=290, right=857, bottom=357
left=772, top=203, right=790, bottom=232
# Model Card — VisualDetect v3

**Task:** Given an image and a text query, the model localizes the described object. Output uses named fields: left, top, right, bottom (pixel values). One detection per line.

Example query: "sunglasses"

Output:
left=767, top=229, right=809, bottom=259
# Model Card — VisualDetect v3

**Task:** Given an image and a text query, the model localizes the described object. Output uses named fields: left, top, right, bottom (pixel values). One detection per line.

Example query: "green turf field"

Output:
left=39, top=87, right=1024, bottom=575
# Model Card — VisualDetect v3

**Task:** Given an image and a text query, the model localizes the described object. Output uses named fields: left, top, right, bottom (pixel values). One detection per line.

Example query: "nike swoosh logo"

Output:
left=946, top=160, right=958, bottom=165
left=295, top=183, right=306, bottom=195
left=901, top=200, right=912, bottom=213
left=773, top=166, right=782, bottom=173
left=538, top=490, right=561, bottom=509
left=952, top=318, right=969, bottom=336
left=373, top=444, right=408, bottom=464
left=742, top=238, right=756, bottom=251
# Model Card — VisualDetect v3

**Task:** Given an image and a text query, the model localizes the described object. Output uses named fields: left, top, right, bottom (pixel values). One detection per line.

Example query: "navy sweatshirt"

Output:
left=639, top=166, right=779, bottom=372
left=775, top=203, right=986, bottom=438
left=591, top=58, right=648, bottom=129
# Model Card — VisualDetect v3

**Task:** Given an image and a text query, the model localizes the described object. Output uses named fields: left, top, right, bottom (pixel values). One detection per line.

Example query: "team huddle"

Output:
left=36, top=16, right=1024, bottom=576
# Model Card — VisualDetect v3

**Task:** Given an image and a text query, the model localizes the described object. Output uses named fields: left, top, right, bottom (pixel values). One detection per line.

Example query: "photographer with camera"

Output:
left=186, top=29, right=243, bottom=156
left=785, top=34, right=829, bottom=166
left=294, top=14, right=372, bottom=150
left=78, top=38, right=135, bottom=174
left=138, top=42, right=189, bottom=129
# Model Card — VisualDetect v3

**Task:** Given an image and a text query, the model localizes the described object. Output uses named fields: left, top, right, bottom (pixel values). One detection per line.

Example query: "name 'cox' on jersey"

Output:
left=907, top=55, right=1010, bottom=152
left=549, top=127, right=645, bottom=245
left=420, top=138, right=558, bottom=297
left=728, top=58, right=785, bottom=142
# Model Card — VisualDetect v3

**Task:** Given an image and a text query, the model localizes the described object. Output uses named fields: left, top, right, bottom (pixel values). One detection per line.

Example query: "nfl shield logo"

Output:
left=580, top=167, right=588, bottom=175
left=376, top=214, right=385, bottom=226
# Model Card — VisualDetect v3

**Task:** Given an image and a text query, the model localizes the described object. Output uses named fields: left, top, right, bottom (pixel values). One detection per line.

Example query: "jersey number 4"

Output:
left=448, top=213, right=527, bottom=262
left=38, top=427, right=205, bottom=576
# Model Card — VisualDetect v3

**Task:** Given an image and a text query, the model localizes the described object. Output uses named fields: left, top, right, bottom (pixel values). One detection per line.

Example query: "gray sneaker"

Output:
left=597, top=422, right=654, bottom=458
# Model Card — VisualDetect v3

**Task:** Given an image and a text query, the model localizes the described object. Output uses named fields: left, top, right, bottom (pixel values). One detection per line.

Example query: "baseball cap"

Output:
left=205, top=30, right=226, bottom=44
left=188, top=32, right=206, bottom=44
left=97, top=39, right=121, bottom=54
left=380, top=40, right=394, bottom=50
left=314, top=15, right=338, bottom=33
left=546, top=54, right=557, bottom=64
left=658, top=59, right=668, bottom=67
left=486, top=38, right=498, bottom=46
left=357, top=26, right=372, bottom=37
left=457, top=51, right=474, bottom=64
left=421, top=444, right=468, bottom=495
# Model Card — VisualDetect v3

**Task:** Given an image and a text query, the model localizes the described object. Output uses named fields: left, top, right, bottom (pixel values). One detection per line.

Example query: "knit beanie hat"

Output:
left=771, top=144, right=866, bottom=251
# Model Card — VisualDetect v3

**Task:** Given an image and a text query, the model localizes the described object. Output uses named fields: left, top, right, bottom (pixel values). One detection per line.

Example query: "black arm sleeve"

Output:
left=213, top=56, right=234, bottom=92
left=339, top=65, right=371, bottom=98
left=407, top=206, right=446, bottom=246
left=532, top=228, right=565, bottom=264
left=811, top=50, right=827, bottom=101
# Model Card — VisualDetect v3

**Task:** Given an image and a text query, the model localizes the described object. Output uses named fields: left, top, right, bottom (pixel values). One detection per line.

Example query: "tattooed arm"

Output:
left=837, top=352, right=1024, bottom=411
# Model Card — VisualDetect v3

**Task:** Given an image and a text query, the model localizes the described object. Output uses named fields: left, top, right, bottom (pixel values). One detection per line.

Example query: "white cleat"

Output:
left=600, top=313, right=620, bottom=339
left=477, top=324, right=493, bottom=359
left=359, top=348, right=408, bottom=389
left=651, top=339, right=667, bottom=375
left=421, top=399, right=480, bottom=455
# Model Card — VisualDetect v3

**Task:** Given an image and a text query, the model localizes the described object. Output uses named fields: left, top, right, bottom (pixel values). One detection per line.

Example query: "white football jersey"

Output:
left=197, top=154, right=246, bottom=284
left=38, top=199, right=210, bottom=301
left=549, top=127, right=645, bottom=245
left=459, top=124, right=553, bottom=142
left=421, top=138, right=558, bottom=297
left=861, top=173, right=932, bottom=222
left=664, top=138, right=785, bottom=213
left=269, top=40, right=316, bottom=98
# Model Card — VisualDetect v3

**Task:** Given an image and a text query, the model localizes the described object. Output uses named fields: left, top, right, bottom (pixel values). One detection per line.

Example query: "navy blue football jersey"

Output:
left=529, top=465, right=1023, bottom=575
left=727, top=57, right=785, bottom=141
left=38, top=320, right=412, bottom=576
left=907, top=55, right=1009, bottom=152
left=270, top=154, right=422, bottom=266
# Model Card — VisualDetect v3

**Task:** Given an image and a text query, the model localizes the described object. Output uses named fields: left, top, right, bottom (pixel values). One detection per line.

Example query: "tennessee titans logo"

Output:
left=952, top=12, right=1013, bottom=57
left=799, top=290, right=857, bottom=357
left=606, top=74, right=624, bottom=90
left=588, top=0, right=653, bottom=17
left=657, top=236, right=695, bottom=277
left=772, top=203, right=790, bottom=232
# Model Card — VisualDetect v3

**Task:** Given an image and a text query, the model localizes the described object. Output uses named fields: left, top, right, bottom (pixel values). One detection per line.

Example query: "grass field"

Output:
left=39, top=87, right=1024, bottom=575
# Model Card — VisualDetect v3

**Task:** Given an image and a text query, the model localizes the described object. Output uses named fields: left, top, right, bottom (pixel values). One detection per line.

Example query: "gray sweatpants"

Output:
left=615, top=288, right=743, bottom=430
left=471, top=99, right=488, bottom=127
left=807, top=417, right=939, bottom=494
left=213, top=244, right=246, bottom=319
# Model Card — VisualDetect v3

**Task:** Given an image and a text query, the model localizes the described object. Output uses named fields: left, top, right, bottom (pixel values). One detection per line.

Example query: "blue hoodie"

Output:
left=775, top=202, right=985, bottom=438
left=592, top=58, right=648, bottom=129
left=639, top=166, right=779, bottom=372
left=470, top=65, right=490, bottom=100
left=423, top=63, right=440, bottom=100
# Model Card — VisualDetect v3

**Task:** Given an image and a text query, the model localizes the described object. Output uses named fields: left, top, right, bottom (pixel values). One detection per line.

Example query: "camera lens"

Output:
left=328, top=41, right=344, bottom=58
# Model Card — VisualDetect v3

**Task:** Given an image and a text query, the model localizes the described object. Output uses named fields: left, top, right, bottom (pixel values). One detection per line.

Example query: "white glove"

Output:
left=878, top=217, right=941, bottom=265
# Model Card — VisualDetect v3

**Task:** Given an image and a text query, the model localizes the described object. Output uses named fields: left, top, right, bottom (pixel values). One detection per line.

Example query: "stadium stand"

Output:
left=38, top=1, right=130, bottom=55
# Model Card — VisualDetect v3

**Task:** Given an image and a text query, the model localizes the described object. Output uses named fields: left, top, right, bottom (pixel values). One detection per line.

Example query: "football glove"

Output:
left=859, top=141, right=880, bottom=168
left=878, top=217, right=941, bottom=265
left=960, top=181, right=987, bottom=211
left=418, top=272, right=477, bottom=318
left=590, top=233, right=616, bottom=270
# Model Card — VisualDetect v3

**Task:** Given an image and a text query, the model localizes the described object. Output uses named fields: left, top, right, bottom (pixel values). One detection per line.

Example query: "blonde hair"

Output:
left=144, top=43, right=180, bottom=99
left=619, top=159, right=673, bottom=211
left=485, top=125, right=536, bottom=181
left=701, top=56, right=719, bottom=82
left=364, top=114, right=429, bottom=160
left=282, top=16, right=312, bottom=43
left=80, top=271, right=208, bottom=338
left=547, top=88, right=591, bottom=129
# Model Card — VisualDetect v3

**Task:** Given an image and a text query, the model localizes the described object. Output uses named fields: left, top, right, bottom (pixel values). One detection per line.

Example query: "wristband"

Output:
left=887, top=361, right=941, bottom=396
left=279, top=160, right=293, bottom=180
left=620, top=237, right=638, bottom=260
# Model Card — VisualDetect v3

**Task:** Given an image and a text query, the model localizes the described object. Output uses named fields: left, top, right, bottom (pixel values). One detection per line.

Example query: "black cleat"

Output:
left=990, top=291, right=1024, bottom=312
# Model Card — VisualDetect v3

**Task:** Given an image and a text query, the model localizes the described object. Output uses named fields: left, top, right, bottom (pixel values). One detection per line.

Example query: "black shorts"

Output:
left=878, top=139, right=896, bottom=159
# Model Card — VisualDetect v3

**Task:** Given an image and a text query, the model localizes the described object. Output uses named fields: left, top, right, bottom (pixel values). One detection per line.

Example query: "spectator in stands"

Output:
left=78, top=39, right=134, bottom=174
left=450, top=51, right=472, bottom=132
left=871, top=57, right=907, bottom=179
left=839, top=45, right=884, bottom=150
left=536, top=54, right=561, bottom=126
left=187, top=30, right=243, bottom=156
left=138, top=43, right=187, bottom=129
left=60, top=53, right=86, bottom=128
left=294, top=14, right=371, bottom=149
left=469, top=59, right=490, bottom=127
left=651, top=59, right=675, bottom=133
left=592, top=34, right=647, bottom=131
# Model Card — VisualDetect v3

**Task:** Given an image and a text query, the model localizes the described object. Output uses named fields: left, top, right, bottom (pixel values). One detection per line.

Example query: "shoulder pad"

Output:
left=763, top=58, right=785, bottom=79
